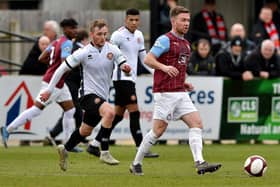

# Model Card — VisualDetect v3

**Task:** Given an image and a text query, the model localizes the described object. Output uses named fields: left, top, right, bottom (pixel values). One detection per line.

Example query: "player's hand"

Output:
left=163, top=65, right=179, bottom=77
left=121, top=63, right=131, bottom=75
left=39, top=91, right=51, bottom=102
left=184, top=82, right=194, bottom=91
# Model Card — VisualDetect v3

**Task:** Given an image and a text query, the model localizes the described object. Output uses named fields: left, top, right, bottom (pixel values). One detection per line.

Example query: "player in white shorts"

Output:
left=129, top=6, right=221, bottom=176
left=1, top=18, right=78, bottom=148
left=153, top=92, right=197, bottom=122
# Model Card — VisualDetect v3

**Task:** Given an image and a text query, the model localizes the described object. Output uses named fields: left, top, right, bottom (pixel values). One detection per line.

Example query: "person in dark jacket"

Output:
left=187, top=39, right=215, bottom=76
left=251, top=6, right=280, bottom=53
left=215, top=36, right=253, bottom=80
left=224, top=23, right=256, bottom=56
left=188, top=0, right=228, bottom=55
left=244, top=39, right=280, bottom=79
left=19, top=20, right=59, bottom=75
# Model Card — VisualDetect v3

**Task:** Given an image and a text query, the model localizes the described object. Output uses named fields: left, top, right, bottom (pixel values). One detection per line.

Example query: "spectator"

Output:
left=188, top=0, right=228, bottom=55
left=187, top=39, right=215, bottom=76
left=38, top=35, right=50, bottom=52
left=225, top=23, right=256, bottom=56
left=216, top=36, right=253, bottom=80
left=19, top=20, right=59, bottom=75
left=251, top=6, right=280, bottom=53
left=158, top=0, right=178, bottom=35
left=244, top=39, right=280, bottom=79
left=265, top=0, right=280, bottom=28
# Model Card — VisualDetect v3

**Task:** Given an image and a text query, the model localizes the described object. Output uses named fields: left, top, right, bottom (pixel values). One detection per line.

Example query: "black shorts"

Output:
left=113, top=80, right=137, bottom=106
left=79, top=94, right=105, bottom=127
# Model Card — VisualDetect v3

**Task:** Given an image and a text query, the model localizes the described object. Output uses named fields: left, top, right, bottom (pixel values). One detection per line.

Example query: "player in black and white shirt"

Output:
left=87, top=8, right=159, bottom=159
left=40, top=19, right=131, bottom=170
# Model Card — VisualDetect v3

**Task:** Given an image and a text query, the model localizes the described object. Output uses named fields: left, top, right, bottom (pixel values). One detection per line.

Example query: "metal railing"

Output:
left=0, top=29, right=36, bottom=75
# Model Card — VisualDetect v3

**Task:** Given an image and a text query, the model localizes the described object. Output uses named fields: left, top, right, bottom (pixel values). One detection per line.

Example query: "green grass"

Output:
left=0, top=144, right=279, bottom=187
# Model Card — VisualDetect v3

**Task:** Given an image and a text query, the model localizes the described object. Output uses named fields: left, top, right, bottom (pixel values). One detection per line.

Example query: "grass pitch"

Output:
left=0, top=144, right=279, bottom=187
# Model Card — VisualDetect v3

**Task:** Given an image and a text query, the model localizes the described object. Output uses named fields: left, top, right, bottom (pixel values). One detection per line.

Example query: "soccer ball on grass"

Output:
left=244, top=155, right=267, bottom=177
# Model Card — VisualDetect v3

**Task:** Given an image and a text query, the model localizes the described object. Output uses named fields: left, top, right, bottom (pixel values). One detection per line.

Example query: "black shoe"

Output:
left=144, top=151, right=159, bottom=158
left=86, top=145, right=100, bottom=157
left=129, top=163, right=144, bottom=176
left=195, top=161, right=222, bottom=175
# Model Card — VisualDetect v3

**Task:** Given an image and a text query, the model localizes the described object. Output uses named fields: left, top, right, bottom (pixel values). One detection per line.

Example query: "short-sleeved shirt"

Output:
left=111, top=26, right=145, bottom=83
left=43, top=36, right=72, bottom=88
left=66, top=42, right=126, bottom=100
left=150, top=32, right=191, bottom=93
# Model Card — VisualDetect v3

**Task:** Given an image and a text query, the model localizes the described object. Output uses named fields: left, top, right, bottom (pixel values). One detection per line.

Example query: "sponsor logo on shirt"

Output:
left=88, top=54, right=93, bottom=59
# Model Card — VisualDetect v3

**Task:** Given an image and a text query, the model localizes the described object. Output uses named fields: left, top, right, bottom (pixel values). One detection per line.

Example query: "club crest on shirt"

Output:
left=107, top=52, right=113, bottom=60
left=178, top=53, right=189, bottom=64
left=137, top=37, right=141, bottom=44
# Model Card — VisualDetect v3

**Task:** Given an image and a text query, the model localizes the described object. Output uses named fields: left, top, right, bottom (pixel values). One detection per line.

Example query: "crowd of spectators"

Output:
left=185, top=0, right=280, bottom=80
left=3, top=0, right=280, bottom=81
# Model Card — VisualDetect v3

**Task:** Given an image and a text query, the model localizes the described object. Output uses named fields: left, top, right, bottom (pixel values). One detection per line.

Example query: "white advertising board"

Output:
left=0, top=75, right=223, bottom=141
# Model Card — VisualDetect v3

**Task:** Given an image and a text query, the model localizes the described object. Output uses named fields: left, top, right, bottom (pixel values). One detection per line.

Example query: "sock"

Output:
left=7, top=106, right=42, bottom=133
left=129, top=111, right=143, bottom=147
left=100, top=125, right=111, bottom=151
left=50, top=116, right=63, bottom=138
left=64, top=129, right=85, bottom=151
left=189, top=127, right=204, bottom=163
left=91, top=115, right=123, bottom=146
left=133, top=129, right=157, bottom=165
left=62, top=108, right=75, bottom=143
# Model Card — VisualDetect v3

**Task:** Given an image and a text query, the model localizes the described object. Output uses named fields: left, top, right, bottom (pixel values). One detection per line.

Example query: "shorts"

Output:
left=113, top=80, right=137, bottom=106
left=79, top=94, right=105, bottom=127
left=35, top=81, right=72, bottom=106
left=153, top=92, right=197, bottom=123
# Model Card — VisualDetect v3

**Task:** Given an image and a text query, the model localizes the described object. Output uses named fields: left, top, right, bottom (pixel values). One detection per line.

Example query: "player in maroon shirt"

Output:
left=1, top=18, right=78, bottom=148
left=129, top=6, right=221, bottom=176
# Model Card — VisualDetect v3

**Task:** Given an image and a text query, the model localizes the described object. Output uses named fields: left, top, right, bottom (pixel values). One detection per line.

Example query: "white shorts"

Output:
left=35, top=81, right=72, bottom=106
left=153, top=92, right=197, bottom=123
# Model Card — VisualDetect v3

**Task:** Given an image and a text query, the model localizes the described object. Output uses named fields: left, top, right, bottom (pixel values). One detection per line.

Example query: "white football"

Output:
left=244, top=155, right=267, bottom=177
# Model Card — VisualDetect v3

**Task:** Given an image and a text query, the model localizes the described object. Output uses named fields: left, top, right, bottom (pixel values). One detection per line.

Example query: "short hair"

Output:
left=205, top=0, right=216, bottom=5
left=170, top=6, right=190, bottom=18
left=75, top=29, right=89, bottom=42
left=126, top=8, right=140, bottom=16
left=261, top=39, right=275, bottom=50
left=44, top=20, right=59, bottom=35
left=197, top=38, right=211, bottom=47
left=89, top=19, right=108, bottom=32
left=60, top=18, right=78, bottom=28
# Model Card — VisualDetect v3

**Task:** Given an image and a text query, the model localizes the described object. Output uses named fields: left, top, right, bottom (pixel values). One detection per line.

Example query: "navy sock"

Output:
left=129, top=111, right=143, bottom=147
left=65, top=129, right=85, bottom=151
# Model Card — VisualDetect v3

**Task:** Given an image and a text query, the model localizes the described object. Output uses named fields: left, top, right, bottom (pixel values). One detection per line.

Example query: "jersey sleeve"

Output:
left=150, top=35, right=170, bottom=58
left=61, top=40, right=73, bottom=59
left=110, top=31, right=121, bottom=47
left=65, top=48, right=84, bottom=68
left=112, top=45, right=126, bottom=66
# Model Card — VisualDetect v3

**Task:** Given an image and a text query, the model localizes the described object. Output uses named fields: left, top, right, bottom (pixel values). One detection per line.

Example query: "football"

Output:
left=244, top=155, right=267, bottom=177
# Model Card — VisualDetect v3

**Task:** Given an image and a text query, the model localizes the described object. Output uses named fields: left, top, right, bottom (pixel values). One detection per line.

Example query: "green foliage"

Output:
left=0, top=144, right=279, bottom=187
left=101, top=0, right=149, bottom=10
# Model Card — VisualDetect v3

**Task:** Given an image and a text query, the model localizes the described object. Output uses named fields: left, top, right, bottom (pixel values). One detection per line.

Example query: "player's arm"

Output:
left=139, top=49, right=154, bottom=74
left=40, top=51, right=82, bottom=102
left=38, top=44, right=52, bottom=64
left=144, top=35, right=179, bottom=77
left=114, top=46, right=131, bottom=74
left=137, top=32, right=154, bottom=74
